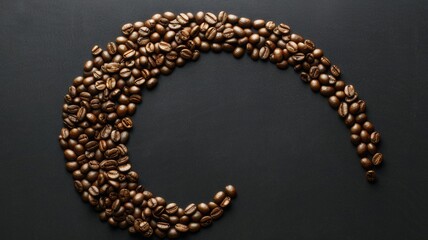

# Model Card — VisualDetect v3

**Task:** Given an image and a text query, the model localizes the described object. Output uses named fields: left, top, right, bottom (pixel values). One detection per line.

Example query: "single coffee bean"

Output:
left=330, top=65, right=341, bottom=77
left=338, top=102, right=349, bottom=118
left=122, top=23, right=134, bottom=35
left=351, top=134, right=361, bottom=146
left=200, top=216, right=213, bottom=227
left=166, top=203, right=179, bottom=214
left=210, top=207, right=223, bottom=220
left=204, top=12, right=217, bottom=25
left=370, top=131, right=381, bottom=144
left=344, top=85, right=355, bottom=98
left=184, top=203, right=197, bottom=215
left=320, top=86, right=335, bottom=97
left=224, top=185, right=237, bottom=198
left=213, top=191, right=226, bottom=204
left=360, top=157, right=373, bottom=170
left=188, top=222, right=201, bottom=232
left=372, top=152, right=383, bottom=166
left=197, top=203, right=210, bottom=215
left=328, top=96, right=340, bottom=109
left=174, top=223, right=189, bottom=233
left=357, top=143, right=368, bottom=157
left=220, top=196, right=231, bottom=208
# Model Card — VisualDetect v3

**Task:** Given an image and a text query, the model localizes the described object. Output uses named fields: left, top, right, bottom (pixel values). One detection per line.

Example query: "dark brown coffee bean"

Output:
left=370, top=131, right=381, bottom=144
left=210, top=207, right=223, bottom=220
left=259, top=46, right=270, bottom=60
left=213, top=191, right=226, bottom=204
left=184, top=203, right=197, bottom=215
left=175, top=223, right=189, bottom=233
left=188, top=222, right=201, bottom=232
left=367, top=143, right=377, bottom=154
left=338, top=102, right=348, bottom=118
left=357, top=143, right=368, bottom=157
left=64, top=149, right=77, bottom=161
left=197, top=203, right=210, bottom=215
left=200, top=216, right=212, bottom=227
left=122, top=23, right=134, bottom=35
left=344, top=85, right=355, bottom=98
left=320, top=86, right=335, bottom=96
left=330, top=65, right=341, bottom=77
left=205, top=27, right=217, bottom=40
left=372, top=153, right=383, bottom=166
left=220, top=196, right=231, bottom=208
left=363, top=121, right=374, bottom=132
left=328, top=96, right=340, bottom=108
left=360, top=158, right=373, bottom=170
left=366, top=170, right=376, bottom=182
left=166, top=203, right=178, bottom=214
left=351, top=134, right=361, bottom=146
left=204, top=12, right=217, bottom=25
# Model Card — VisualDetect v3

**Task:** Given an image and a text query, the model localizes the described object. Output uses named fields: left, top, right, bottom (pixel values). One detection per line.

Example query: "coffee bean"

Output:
left=184, top=203, right=197, bottom=215
left=370, top=131, right=381, bottom=144
left=188, top=222, right=201, bottom=232
left=200, top=216, right=212, bottom=227
left=224, top=185, right=237, bottom=198
left=204, top=12, right=217, bottom=25
left=166, top=203, right=178, bottom=214
left=61, top=13, right=386, bottom=238
left=328, top=96, right=340, bottom=109
left=122, top=23, right=134, bottom=35
left=372, top=153, right=383, bottom=166
left=220, top=196, right=231, bottom=208
left=210, top=207, right=223, bottom=220
left=320, top=86, right=335, bottom=96
left=330, top=65, right=341, bottom=77
left=366, top=170, right=376, bottom=182
left=344, top=85, right=355, bottom=98
left=197, top=203, right=210, bottom=214
left=205, top=27, right=217, bottom=40
left=357, top=143, right=368, bottom=157
left=338, top=102, right=348, bottom=118
left=360, top=157, right=373, bottom=169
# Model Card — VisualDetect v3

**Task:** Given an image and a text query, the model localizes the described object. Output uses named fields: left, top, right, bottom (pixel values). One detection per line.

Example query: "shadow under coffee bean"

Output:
left=58, top=11, right=384, bottom=239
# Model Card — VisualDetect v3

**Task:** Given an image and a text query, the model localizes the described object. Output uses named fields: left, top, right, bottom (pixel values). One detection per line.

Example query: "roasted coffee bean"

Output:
left=259, top=46, right=270, bottom=60
left=344, top=85, right=355, bottom=98
left=197, top=203, right=210, bottom=215
left=320, top=86, right=335, bottom=96
left=200, top=216, right=212, bottom=227
left=338, top=102, right=348, bottom=118
left=220, top=196, right=231, bottom=208
left=184, top=203, right=197, bottom=215
left=188, top=222, right=201, bottom=232
left=213, top=191, right=226, bottom=204
left=370, top=131, right=381, bottom=144
left=204, top=12, right=217, bottom=25
left=210, top=207, right=223, bottom=220
left=366, top=170, right=376, bottom=182
left=328, top=96, right=340, bottom=109
left=175, top=223, right=188, bottom=233
left=224, top=185, right=237, bottom=198
left=360, top=157, right=373, bottom=169
left=372, top=153, right=383, bottom=166
left=166, top=203, right=179, bottom=214
left=357, top=143, right=368, bottom=156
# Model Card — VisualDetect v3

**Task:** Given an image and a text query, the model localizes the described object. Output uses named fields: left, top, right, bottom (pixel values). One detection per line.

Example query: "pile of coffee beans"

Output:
left=59, top=11, right=383, bottom=238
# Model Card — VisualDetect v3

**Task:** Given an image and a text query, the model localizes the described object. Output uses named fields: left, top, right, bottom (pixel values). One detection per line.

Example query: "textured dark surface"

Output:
left=1, top=0, right=428, bottom=239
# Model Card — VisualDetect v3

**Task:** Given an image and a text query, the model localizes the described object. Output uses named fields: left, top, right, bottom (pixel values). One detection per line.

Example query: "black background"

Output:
left=1, top=0, right=427, bottom=239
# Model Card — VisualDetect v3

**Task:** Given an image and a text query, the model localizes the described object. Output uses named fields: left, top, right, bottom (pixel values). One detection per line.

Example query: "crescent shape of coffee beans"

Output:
left=59, top=11, right=384, bottom=239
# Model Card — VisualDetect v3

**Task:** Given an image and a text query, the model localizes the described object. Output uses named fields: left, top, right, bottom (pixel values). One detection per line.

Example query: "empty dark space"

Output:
left=0, top=0, right=427, bottom=239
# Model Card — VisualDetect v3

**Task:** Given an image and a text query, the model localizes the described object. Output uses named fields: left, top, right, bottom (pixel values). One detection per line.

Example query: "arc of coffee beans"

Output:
left=59, top=11, right=384, bottom=239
